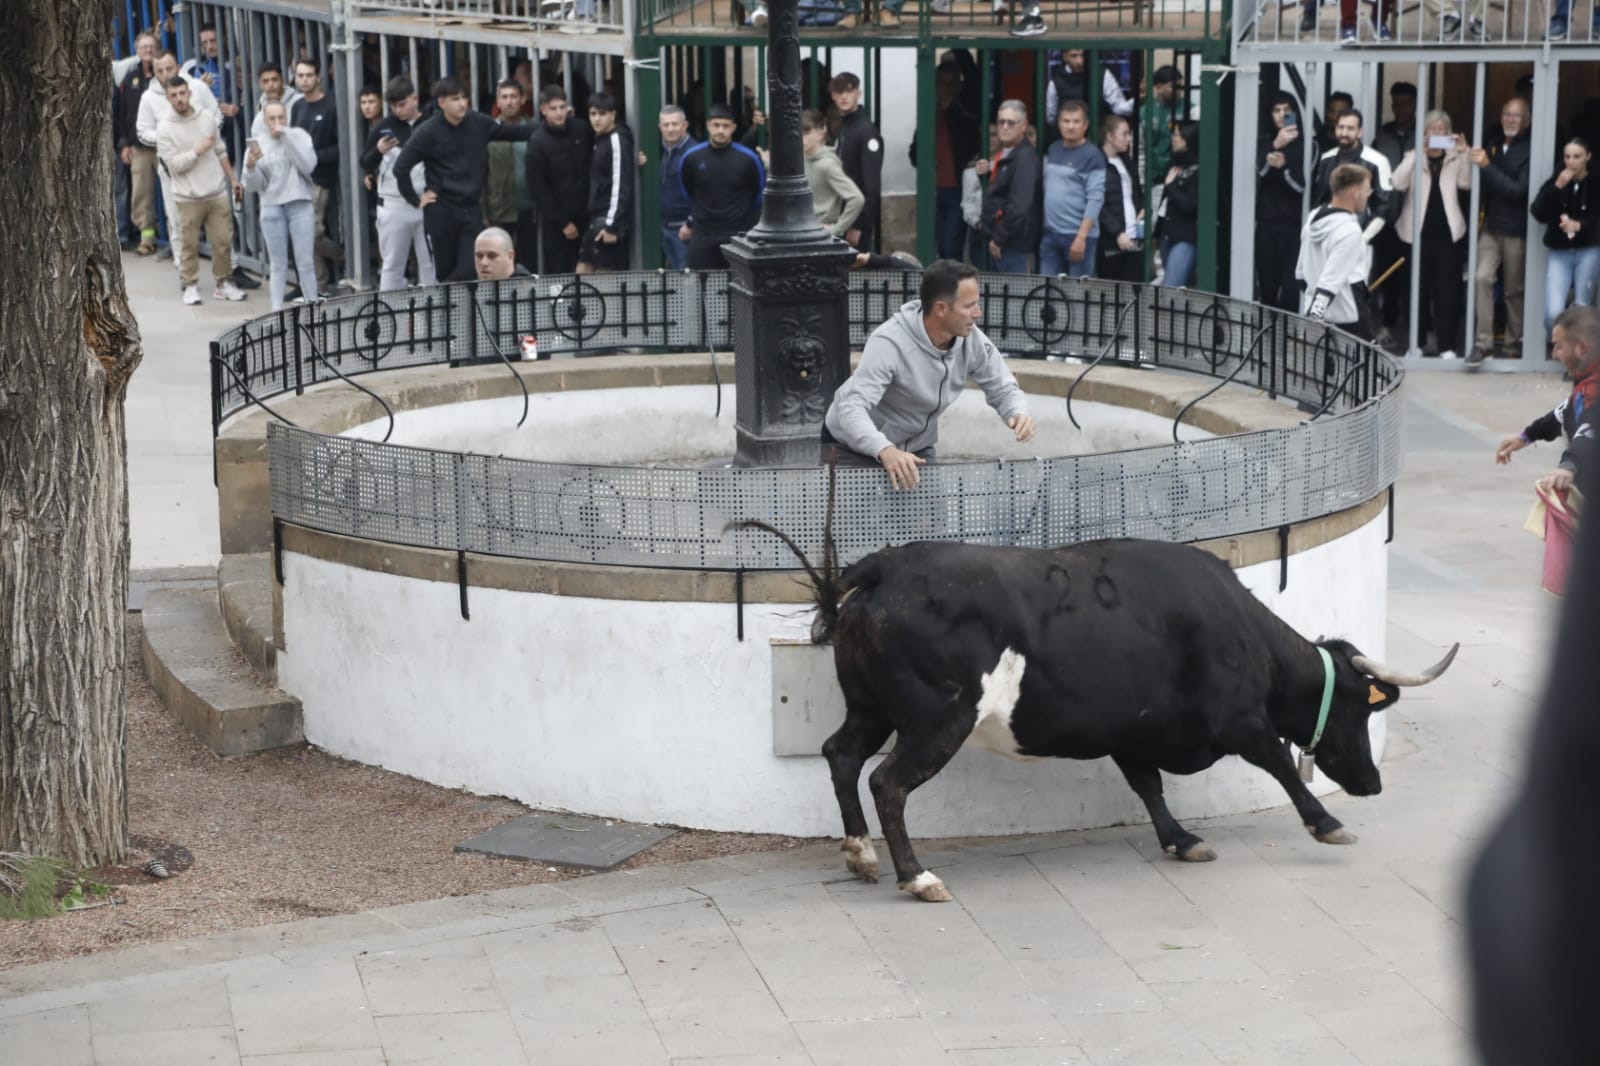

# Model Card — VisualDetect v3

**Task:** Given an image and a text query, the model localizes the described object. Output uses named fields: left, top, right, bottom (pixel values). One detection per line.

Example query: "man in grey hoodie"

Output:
left=822, top=259, right=1036, bottom=489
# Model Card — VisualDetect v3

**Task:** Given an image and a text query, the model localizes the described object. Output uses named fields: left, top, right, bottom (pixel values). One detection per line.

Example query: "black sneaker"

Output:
left=1299, top=2, right=1316, bottom=31
left=1464, top=348, right=1487, bottom=368
left=1010, top=7, right=1046, bottom=36
left=231, top=267, right=261, bottom=290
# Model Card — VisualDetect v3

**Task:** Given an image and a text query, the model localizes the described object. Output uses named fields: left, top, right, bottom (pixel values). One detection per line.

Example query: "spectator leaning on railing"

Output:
left=1468, top=97, right=1532, bottom=367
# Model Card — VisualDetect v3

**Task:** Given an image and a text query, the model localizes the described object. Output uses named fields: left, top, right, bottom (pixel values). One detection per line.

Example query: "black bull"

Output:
left=745, top=529, right=1457, bottom=902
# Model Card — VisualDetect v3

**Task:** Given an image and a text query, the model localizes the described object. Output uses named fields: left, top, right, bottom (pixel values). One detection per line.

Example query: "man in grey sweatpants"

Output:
left=821, top=259, right=1037, bottom=490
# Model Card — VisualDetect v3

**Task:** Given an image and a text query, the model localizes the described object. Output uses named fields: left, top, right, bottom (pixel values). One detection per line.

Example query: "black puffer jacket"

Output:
left=1531, top=171, right=1598, bottom=250
left=1479, top=131, right=1530, bottom=237
left=526, top=116, right=594, bottom=231
left=981, top=141, right=1043, bottom=252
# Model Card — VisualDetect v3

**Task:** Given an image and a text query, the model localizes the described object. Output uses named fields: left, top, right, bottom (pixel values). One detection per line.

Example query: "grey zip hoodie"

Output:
left=825, top=300, right=1028, bottom=458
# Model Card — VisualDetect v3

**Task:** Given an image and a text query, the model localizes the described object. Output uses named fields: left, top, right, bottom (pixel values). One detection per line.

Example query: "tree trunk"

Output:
left=0, top=0, right=143, bottom=867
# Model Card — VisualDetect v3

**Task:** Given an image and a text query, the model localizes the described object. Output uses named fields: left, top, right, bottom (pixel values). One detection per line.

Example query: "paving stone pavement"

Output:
left=17, top=253, right=1570, bottom=1063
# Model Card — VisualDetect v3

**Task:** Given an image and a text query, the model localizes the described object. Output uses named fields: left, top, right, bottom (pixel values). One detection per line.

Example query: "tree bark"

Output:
left=0, top=0, right=143, bottom=866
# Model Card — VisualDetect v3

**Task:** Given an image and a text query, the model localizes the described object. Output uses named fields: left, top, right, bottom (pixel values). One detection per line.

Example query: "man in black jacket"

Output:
left=578, top=92, right=633, bottom=274
left=525, top=84, right=593, bottom=275
left=1257, top=92, right=1308, bottom=312
left=909, top=63, right=980, bottom=262
left=678, top=104, right=765, bottom=270
left=118, top=31, right=160, bottom=255
left=830, top=73, right=883, bottom=252
left=393, top=76, right=536, bottom=282
left=292, top=58, right=343, bottom=290
left=979, top=100, right=1042, bottom=274
left=1468, top=97, right=1532, bottom=366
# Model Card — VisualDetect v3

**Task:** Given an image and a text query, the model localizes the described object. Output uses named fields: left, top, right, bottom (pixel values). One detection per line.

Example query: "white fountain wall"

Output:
left=276, top=502, right=1389, bottom=838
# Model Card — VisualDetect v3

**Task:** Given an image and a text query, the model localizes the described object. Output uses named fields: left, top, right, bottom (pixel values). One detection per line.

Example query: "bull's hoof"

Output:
left=1177, top=841, right=1217, bottom=862
left=1314, top=826, right=1359, bottom=845
left=899, top=871, right=953, bottom=902
left=842, top=835, right=880, bottom=883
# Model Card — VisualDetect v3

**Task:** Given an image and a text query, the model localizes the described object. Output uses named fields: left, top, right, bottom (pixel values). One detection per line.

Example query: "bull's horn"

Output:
left=1351, top=643, right=1460, bottom=687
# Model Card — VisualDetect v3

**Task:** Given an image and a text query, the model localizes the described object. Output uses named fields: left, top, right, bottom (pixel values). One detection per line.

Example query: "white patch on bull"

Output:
left=842, top=835, right=879, bottom=882
left=901, top=870, right=952, bottom=901
left=965, top=647, right=1041, bottom=761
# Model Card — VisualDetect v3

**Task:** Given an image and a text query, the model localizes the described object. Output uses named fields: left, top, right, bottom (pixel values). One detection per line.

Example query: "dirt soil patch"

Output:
left=0, top=614, right=816, bottom=970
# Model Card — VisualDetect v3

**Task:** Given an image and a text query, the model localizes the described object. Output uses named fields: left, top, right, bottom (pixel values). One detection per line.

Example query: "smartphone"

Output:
left=1428, top=134, right=1455, bottom=150
left=245, top=138, right=259, bottom=152
left=1283, top=112, right=1297, bottom=127
left=379, top=128, right=393, bottom=138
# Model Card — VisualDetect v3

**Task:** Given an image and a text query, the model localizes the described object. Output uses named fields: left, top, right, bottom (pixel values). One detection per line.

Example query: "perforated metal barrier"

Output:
left=235, top=272, right=1403, bottom=571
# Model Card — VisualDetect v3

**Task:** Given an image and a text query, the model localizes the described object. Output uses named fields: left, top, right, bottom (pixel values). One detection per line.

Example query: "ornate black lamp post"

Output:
left=724, top=0, right=856, bottom=468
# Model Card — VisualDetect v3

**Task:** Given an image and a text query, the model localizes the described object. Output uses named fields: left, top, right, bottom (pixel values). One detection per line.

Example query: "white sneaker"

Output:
left=751, top=3, right=768, bottom=25
left=931, top=0, right=951, bottom=11
left=182, top=284, right=201, bottom=306
left=215, top=279, right=247, bottom=302
left=1440, top=349, right=1459, bottom=360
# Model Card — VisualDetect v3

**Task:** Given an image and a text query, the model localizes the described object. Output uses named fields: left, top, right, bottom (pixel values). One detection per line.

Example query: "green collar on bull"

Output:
left=1307, top=647, right=1336, bottom=754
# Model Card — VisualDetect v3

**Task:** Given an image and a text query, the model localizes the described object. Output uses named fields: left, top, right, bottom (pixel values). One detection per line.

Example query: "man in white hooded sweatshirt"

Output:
left=823, top=259, right=1036, bottom=490
left=1296, top=163, right=1376, bottom=341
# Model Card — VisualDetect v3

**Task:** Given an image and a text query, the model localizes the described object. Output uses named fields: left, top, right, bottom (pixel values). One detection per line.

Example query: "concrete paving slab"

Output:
left=238, top=1051, right=387, bottom=1066
left=226, top=957, right=378, bottom=1058
left=0, top=1003, right=94, bottom=1066
left=453, top=812, right=675, bottom=870
left=371, top=1010, right=524, bottom=1066
left=355, top=939, right=502, bottom=1017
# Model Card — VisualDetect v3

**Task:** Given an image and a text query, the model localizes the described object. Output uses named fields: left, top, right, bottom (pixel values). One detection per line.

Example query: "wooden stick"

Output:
left=1369, top=256, right=1407, bottom=292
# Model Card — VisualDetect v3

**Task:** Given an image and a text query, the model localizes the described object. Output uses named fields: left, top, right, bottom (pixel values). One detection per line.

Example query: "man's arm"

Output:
left=1102, top=70, right=1135, bottom=118
left=312, top=100, right=340, bottom=170
left=826, top=161, right=864, bottom=236
left=393, top=127, right=427, bottom=207
left=1559, top=399, right=1598, bottom=473
left=827, top=335, right=904, bottom=459
left=1305, top=224, right=1363, bottom=319
left=1479, top=148, right=1529, bottom=201
left=156, top=123, right=201, bottom=175
left=859, top=127, right=884, bottom=234
left=136, top=93, right=160, bottom=147
left=359, top=122, right=387, bottom=176
left=524, top=136, right=568, bottom=228
left=1078, top=159, right=1106, bottom=243
left=966, top=334, right=1028, bottom=424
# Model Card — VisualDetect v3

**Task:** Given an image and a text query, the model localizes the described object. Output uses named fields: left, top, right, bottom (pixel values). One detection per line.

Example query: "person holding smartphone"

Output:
left=1256, top=92, right=1306, bottom=313
left=1391, top=110, right=1473, bottom=359
left=241, top=100, right=318, bottom=311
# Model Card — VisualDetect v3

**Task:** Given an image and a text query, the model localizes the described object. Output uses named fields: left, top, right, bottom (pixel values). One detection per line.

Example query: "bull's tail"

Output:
left=730, top=459, right=843, bottom=644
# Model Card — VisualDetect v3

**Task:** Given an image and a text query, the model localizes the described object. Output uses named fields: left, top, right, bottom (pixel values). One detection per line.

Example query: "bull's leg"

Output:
left=822, top=706, right=895, bottom=884
left=868, top=712, right=974, bottom=902
left=1112, top=756, right=1215, bottom=862
left=1233, top=725, right=1357, bottom=845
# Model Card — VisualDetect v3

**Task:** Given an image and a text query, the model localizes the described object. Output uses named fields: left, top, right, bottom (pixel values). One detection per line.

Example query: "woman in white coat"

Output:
left=241, top=100, right=319, bottom=311
left=1393, top=109, right=1473, bottom=359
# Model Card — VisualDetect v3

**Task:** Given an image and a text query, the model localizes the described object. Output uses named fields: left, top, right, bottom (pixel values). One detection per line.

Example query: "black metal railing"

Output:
left=213, top=270, right=1398, bottom=442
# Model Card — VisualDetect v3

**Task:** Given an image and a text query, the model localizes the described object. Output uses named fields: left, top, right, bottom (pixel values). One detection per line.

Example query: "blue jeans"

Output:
left=661, top=223, right=689, bottom=271
left=1039, top=230, right=1098, bottom=278
left=1544, top=245, right=1600, bottom=338
left=1159, top=238, right=1197, bottom=288
left=260, top=199, right=318, bottom=311
left=1548, top=0, right=1600, bottom=30
left=934, top=188, right=965, bottom=262
left=993, top=245, right=1032, bottom=274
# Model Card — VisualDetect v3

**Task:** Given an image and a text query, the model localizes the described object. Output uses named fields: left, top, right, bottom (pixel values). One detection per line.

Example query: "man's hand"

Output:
left=846, top=227, right=862, bottom=247
left=877, top=445, right=926, bottom=490
left=198, top=70, right=215, bottom=88
left=679, top=223, right=693, bottom=242
left=1068, top=235, right=1087, bottom=263
left=1272, top=126, right=1299, bottom=149
left=562, top=221, right=579, bottom=240
left=418, top=189, right=439, bottom=208
left=1561, top=212, right=1582, bottom=237
left=974, top=157, right=991, bottom=176
left=598, top=228, right=617, bottom=244
left=220, top=101, right=239, bottom=118
left=231, top=179, right=244, bottom=203
left=120, top=145, right=133, bottom=166
left=750, top=107, right=766, bottom=128
left=1496, top=435, right=1528, bottom=464
left=363, top=173, right=375, bottom=190
left=1542, top=467, right=1577, bottom=493
left=1557, top=166, right=1577, bottom=188
left=988, top=239, right=1002, bottom=259
left=1265, top=150, right=1286, bottom=169
left=636, top=149, right=647, bottom=166
left=1116, top=232, right=1137, bottom=251
left=1008, top=414, right=1036, bottom=443
left=195, top=133, right=217, bottom=154
left=377, top=134, right=398, bottom=154
left=245, top=142, right=262, bottom=168
left=1165, top=165, right=1183, bottom=184
left=1470, top=146, right=1489, bottom=168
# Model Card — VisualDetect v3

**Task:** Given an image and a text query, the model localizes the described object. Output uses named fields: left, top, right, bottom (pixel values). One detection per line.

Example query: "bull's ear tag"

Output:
left=1298, top=749, right=1316, bottom=783
left=1367, top=684, right=1385, bottom=705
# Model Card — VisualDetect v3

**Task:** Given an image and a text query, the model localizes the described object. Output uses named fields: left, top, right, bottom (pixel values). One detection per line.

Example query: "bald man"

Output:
left=473, top=226, right=529, bottom=281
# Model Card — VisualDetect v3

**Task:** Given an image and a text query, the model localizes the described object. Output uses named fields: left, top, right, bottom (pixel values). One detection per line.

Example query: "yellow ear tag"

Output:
left=1367, top=684, right=1385, bottom=705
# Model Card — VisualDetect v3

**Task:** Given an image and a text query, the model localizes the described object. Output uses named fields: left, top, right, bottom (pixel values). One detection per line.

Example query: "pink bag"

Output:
left=1538, top=486, right=1578, bottom=597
